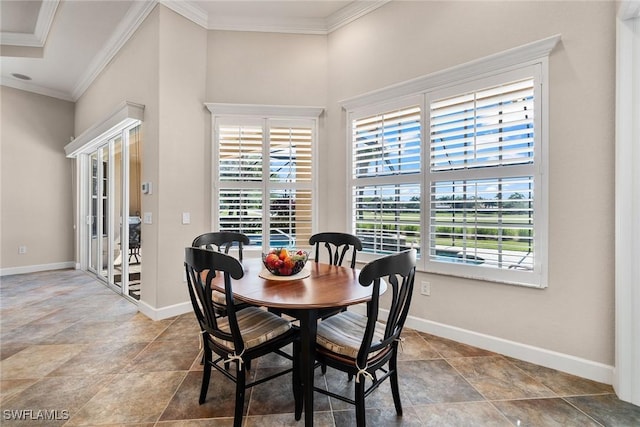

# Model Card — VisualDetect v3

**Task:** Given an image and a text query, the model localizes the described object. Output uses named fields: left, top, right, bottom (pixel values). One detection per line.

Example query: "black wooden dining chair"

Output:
left=313, top=249, right=417, bottom=427
left=309, top=232, right=364, bottom=322
left=184, top=247, right=301, bottom=427
left=192, top=232, right=253, bottom=316
left=192, top=231, right=250, bottom=261
left=309, top=232, right=363, bottom=268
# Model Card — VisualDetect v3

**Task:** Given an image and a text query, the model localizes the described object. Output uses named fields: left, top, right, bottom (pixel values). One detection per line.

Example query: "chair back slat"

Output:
left=192, top=232, right=250, bottom=262
left=309, top=232, right=363, bottom=268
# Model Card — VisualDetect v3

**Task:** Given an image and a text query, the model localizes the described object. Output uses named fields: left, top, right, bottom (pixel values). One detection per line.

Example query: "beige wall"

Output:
left=206, top=30, right=328, bottom=105
left=0, top=86, right=75, bottom=270
left=75, top=5, right=161, bottom=305
left=9, top=1, right=616, bottom=370
left=155, top=6, right=208, bottom=307
left=326, top=1, right=616, bottom=365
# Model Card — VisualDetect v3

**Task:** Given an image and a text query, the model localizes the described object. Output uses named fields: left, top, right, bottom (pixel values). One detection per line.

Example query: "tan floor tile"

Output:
left=493, top=397, right=603, bottom=426
left=447, top=356, right=556, bottom=400
left=0, top=345, right=86, bottom=380
left=413, top=402, right=512, bottom=426
left=398, top=359, right=484, bottom=405
left=419, top=333, right=496, bottom=358
left=0, top=374, right=115, bottom=427
left=48, top=341, right=149, bottom=377
left=506, top=357, right=614, bottom=396
left=0, top=379, right=37, bottom=403
left=122, top=340, right=201, bottom=373
left=66, top=371, right=186, bottom=425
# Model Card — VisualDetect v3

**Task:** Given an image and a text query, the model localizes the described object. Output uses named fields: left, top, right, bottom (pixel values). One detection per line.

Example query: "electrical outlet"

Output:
left=18, top=245, right=27, bottom=254
left=420, top=281, right=430, bottom=296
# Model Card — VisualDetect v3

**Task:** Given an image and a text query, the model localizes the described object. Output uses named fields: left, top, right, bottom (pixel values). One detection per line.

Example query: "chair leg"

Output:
left=199, top=352, right=211, bottom=404
left=293, top=339, right=303, bottom=420
left=355, top=378, right=367, bottom=427
left=389, top=350, right=403, bottom=416
left=234, top=367, right=246, bottom=427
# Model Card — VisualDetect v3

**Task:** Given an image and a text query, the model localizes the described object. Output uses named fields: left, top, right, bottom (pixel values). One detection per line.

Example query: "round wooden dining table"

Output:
left=210, top=257, right=386, bottom=427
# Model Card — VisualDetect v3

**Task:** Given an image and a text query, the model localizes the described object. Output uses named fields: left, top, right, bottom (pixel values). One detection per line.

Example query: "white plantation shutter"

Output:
left=353, top=106, right=421, bottom=178
left=214, top=117, right=315, bottom=250
left=353, top=183, right=421, bottom=254
left=351, top=104, right=422, bottom=256
left=426, top=74, right=541, bottom=285
left=219, top=189, right=263, bottom=242
left=268, top=122, right=313, bottom=247
left=430, top=79, right=535, bottom=171
left=270, top=126, right=312, bottom=183
left=219, top=125, right=263, bottom=181
left=429, top=177, right=534, bottom=271
left=269, top=189, right=313, bottom=247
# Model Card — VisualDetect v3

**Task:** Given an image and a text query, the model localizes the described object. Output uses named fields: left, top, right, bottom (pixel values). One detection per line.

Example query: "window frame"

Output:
left=206, top=104, right=323, bottom=253
left=343, top=36, right=558, bottom=288
left=347, top=95, right=425, bottom=259
left=424, top=66, right=546, bottom=287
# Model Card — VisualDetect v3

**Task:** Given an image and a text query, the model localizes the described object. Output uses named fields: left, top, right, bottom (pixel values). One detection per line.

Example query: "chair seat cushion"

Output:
left=316, top=310, right=385, bottom=359
left=214, top=307, right=292, bottom=350
left=212, top=289, right=226, bottom=305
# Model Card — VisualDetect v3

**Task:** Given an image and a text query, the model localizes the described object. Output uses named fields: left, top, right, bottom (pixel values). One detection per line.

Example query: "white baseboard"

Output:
left=137, top=299, right=193, bottom=321
left=350, top=305, right=614, bottom=385
left=0, top=262, right=76, bottom=277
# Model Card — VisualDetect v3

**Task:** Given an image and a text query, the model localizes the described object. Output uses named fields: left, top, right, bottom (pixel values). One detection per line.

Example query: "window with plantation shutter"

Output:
left=351, top=102, right=422, bottom=256
left=210, top=108, right=320, bottom=251
left=346, top=58, right=549, bottom=288
left=426, top=71, right=542, bottom=286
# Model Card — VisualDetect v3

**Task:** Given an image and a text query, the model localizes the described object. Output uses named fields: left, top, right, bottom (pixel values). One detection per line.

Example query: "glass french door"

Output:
left=87, top=125, right=142, bottom=300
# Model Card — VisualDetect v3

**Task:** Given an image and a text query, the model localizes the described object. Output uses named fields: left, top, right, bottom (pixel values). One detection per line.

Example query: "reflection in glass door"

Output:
left=89, top=152, right=98, bottom=273
left=99, top=144, right=111, bottom=283
left=86, top=124, right=142, bottom=301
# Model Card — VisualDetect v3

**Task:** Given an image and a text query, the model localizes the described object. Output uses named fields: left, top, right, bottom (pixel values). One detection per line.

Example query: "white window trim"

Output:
left=64, top=101, right=144, bottom=157
left=343, top=36, right=560, bottom=288
left=340, top=34, right=560, bottom=111
left=205, top=103, right=323, bottom=251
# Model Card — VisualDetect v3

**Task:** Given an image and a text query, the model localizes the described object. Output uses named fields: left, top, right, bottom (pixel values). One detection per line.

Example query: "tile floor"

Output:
left=1, top=269, right=639, bottom=426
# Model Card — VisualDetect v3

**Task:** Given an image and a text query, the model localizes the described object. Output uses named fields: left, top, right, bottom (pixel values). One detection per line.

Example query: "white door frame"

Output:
left=614, top=1, right=640, bottom=406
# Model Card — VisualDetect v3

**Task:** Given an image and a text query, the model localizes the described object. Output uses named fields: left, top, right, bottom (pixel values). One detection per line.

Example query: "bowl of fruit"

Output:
left=262, top=248, right=309, bottom=276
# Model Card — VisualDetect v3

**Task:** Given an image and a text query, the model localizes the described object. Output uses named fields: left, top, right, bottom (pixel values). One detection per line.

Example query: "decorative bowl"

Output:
left=262, top=248, right=309, bottom=276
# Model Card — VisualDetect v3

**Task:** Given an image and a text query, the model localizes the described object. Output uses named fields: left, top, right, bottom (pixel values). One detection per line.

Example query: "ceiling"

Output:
left=0, top=0, right=388, bottom=102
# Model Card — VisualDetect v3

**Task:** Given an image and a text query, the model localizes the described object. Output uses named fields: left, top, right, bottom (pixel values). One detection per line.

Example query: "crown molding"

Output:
left=0, top=0, right=59, bottom=47
left=200, top=0, right=390, bottom=35
left=160, top=0, right=208, bottom=28
left=10, top=0, right=387, bottom=101
left=326, top=0, right=390, bottom=33
left=71, top=0, right=157, bottom=101
left=207, top=15, right=328, bottom=35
